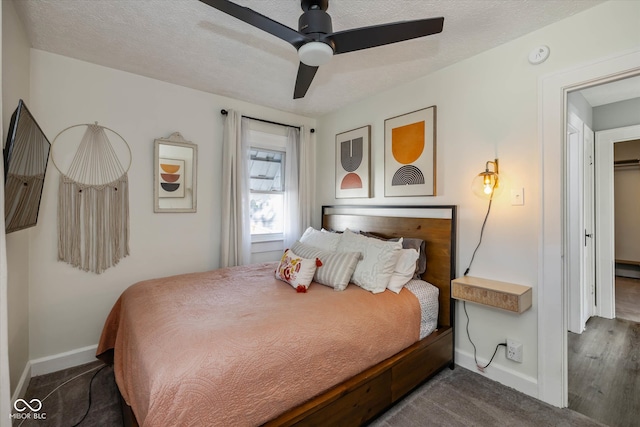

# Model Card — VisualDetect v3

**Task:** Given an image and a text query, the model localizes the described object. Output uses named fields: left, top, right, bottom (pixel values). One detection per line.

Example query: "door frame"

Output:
left=595, top=124, right=640, bottom=319
left=538, top=48, right=640, bottom=407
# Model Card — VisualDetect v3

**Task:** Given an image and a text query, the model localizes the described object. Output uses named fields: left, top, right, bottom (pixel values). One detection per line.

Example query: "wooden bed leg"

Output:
left=449, top=362, right=455, bottom=370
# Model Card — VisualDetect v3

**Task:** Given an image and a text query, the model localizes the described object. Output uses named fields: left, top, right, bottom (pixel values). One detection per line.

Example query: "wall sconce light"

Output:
left=464, top=158, right=500, bottom=276
left=472, top=159, right=500, bottom=198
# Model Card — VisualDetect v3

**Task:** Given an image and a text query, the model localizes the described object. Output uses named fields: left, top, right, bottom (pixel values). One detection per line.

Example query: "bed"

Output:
left=97, top=205, right=457, bottom=426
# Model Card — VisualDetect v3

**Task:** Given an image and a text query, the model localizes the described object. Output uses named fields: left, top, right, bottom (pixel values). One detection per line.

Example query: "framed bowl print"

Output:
left=384, top=106, right=437, bottom=197
left=154, top=132, right=198, bottom=212
left=335, top=125, right=371, bottom=199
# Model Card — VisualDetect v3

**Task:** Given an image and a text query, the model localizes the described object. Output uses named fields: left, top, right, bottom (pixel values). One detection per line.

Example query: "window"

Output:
left=249, top=148, right=285, bottom=236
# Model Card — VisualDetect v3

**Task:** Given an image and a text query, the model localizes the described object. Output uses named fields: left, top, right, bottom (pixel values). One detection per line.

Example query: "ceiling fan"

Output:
left=199, top=0, right=444, bottom=99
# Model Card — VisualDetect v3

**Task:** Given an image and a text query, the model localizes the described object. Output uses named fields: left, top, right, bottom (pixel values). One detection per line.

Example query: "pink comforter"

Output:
left=97, top=263, right=421, bottom=426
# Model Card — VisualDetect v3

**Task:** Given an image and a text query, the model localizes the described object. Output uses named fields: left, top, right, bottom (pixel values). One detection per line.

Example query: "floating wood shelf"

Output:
left=451, top=276, right=532, bottom=313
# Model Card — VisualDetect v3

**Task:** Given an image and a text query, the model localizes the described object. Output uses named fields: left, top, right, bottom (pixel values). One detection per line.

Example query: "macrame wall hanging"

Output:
left=51, top=123, right=131, bottom=274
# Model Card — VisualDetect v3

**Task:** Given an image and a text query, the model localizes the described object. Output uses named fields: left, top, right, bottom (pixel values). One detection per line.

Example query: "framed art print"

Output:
left=384, top=106, right=436, bottom=197
left=335, top=125, right=371, bottom=198
left=154, top=132, right=198, bottom=212
left=158, top=158, right=185, bottom=198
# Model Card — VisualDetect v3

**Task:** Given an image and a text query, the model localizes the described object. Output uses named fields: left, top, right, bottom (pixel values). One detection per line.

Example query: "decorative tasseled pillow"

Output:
left=275, top=248, right=321, bottom=292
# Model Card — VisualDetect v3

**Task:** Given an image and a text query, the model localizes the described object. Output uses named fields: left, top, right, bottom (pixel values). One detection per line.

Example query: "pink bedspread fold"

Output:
left=97, top=263, right=421, bottom=426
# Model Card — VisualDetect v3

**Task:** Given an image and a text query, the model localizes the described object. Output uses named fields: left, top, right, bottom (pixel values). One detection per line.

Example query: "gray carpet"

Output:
left=372, top=367, right=606, bottom=427
left=16, top=362, right=604, bottom=426
left=14, top=361, right=121, bottom=427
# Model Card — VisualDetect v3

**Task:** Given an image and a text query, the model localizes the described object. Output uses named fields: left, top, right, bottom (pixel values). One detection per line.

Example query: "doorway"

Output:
left=538, top=49, right=640, bottom=408
left=566, top=78, right=640, bottom=329
left=594, top=124, right=640, bottom=319
left=565, top=79, right=640, bottom=426
left=613, top=138, right=640, bottom=323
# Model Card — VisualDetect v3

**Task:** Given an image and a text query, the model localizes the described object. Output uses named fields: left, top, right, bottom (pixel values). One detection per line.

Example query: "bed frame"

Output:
left=120, top=205, right=456, bottom=427
left=267, top=205, right=457, bottom=426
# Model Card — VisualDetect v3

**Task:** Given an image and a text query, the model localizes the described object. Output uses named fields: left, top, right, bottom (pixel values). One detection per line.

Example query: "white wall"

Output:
left=26, top=50, right=315, bottom=360
left=567, top=91, right=593, bottom=129
left=315, top=0, right=640, bottom=396
left=2, top=0, right=31, bottom=397
left=593, top=97, right=640, bottom=131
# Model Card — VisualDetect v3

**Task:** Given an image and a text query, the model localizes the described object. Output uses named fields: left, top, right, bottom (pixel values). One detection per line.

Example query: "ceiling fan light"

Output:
left=298, top=42, right=333, bottom=66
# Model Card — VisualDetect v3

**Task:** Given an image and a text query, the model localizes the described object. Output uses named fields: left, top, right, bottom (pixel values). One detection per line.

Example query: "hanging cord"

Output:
left=71, top=364, right=108, bottom=426
left=464, top=301, right=507, bottom=372
left=462, top=181, right=504, bottom=372
left=464, top=182, right=496, bottom=276
left=17, top=364, right=107, bottom=427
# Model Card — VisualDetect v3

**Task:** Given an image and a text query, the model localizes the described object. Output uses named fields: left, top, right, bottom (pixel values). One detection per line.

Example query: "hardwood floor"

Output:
left=616, top=276, right=640, bottom=323
left=568, top=316, right=640, bottom=427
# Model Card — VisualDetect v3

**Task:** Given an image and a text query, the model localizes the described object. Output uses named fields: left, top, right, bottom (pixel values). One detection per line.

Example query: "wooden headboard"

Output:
left=322, top=205, right=457, bottom=329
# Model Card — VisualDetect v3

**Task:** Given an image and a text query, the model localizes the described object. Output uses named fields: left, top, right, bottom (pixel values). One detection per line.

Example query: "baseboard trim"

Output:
left=455, top=349, right=538, bottom=398
left=30, top=344, right=98, bottom=377
left=10, top=361, right=31, bottom=402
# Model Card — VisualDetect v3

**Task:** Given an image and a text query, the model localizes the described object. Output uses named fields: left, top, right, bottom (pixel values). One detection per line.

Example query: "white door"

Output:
left=567, top=114, right=586, bottom=333
left=582, top=124, right=595, bottom=325
left=567, top=115, right=597, bottom=333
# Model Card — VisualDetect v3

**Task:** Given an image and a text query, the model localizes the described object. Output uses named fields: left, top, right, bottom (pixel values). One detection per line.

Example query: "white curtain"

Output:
left=283, top=127, right=300, bottom=248
left=220, top=110, right=251, bottom=267
left=284, top=126, right=315, bottom=248
left=284, top=126, right=316, bottom=248
left=297, top=126, right=315, bottom=234
left=221, top=115, right=315, bottom=264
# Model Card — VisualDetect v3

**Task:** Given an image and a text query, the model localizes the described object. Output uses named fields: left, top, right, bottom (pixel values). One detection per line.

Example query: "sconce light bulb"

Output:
left=473, top=159, right=500, bottom=199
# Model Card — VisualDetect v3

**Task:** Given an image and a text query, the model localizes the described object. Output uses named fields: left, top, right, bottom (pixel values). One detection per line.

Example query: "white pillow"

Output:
left=291, top=241, right=361, bottom=291
left=299, top=227, right=342, bottom=251
left=387, top=249, right=420, bottom=293
left=275, top=248, right=318, bottom=292
left=337, top=229, right=403, bottom=293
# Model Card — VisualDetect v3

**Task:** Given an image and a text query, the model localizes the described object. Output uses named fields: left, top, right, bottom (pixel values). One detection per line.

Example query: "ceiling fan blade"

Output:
left=324, top=17, right=444, bottom=55
left=199, top=0, right=309, bottom=49
left=294, top=63, right=319, bottom=99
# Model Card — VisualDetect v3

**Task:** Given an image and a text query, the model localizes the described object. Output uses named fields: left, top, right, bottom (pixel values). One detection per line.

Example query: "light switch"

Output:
left=511, top=188, right=524, bottom=206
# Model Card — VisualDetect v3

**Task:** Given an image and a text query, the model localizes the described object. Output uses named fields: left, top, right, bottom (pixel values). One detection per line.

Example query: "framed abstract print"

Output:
left=384, top=106, right=437, bottom=197
left=335, top=125, right=371, bottom=198
left=154, top=132, right=198, bottom=212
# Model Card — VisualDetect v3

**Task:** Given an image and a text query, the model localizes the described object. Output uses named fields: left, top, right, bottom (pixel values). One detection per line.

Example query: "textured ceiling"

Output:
left=13, top=0, right=605, bottom=117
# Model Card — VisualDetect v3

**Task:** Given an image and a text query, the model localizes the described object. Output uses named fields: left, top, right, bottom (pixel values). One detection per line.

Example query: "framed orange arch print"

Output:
left=384, top=106, right=436, bottom=197
left=335, top=125, right=371, bottom=199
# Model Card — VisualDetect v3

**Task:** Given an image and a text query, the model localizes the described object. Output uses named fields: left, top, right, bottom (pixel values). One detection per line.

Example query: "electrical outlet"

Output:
left=506, top=338, right=523, bottom=363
